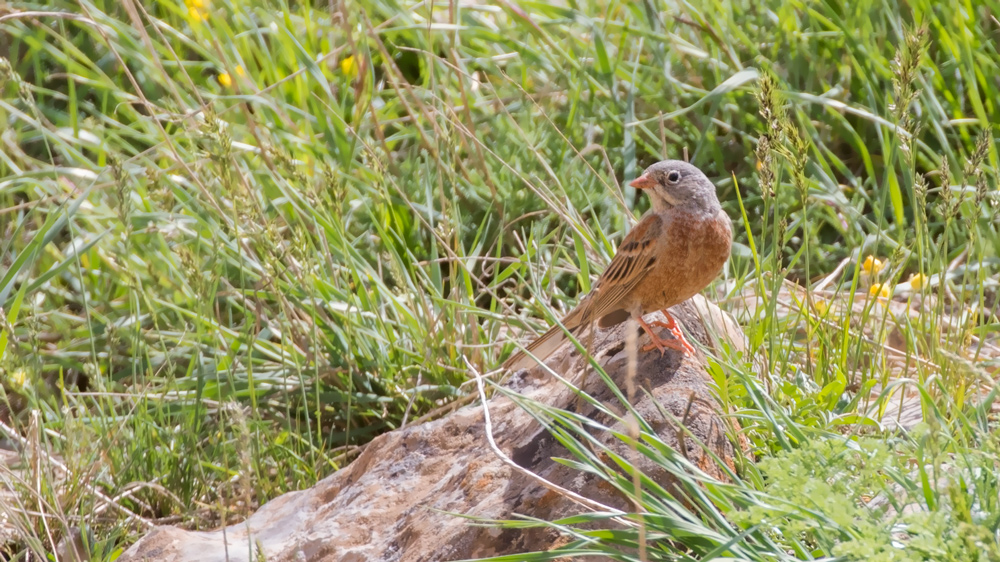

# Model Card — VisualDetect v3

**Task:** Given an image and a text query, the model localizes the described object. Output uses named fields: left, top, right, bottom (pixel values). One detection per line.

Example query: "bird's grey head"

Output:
left=629, top=160, right=720, bottom=213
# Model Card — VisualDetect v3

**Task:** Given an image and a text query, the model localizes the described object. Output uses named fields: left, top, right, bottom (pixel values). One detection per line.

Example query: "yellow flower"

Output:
left=186, top=0, right=208, bottom=21
left=869, top=283, right=891, bottom=298
left=235, top=65, right=245, bottom=77
left=341, top=55, right=358, bottom=78
left=217, top=72, right=232, bottom=87
left=908, top=273, right=927, bottom=291
left=813, top=300, right=829, bottom=316
left=862, top=255, right=884, bottom=275
left=7, top=368, right=27, bottom=390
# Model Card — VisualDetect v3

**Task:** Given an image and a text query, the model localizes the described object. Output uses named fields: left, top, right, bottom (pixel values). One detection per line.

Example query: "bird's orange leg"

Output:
left=636, top=310, right=696, bottom=357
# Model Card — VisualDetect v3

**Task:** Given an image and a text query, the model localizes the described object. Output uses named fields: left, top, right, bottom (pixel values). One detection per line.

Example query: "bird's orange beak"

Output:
left=629, top=173, right=656, bottom=190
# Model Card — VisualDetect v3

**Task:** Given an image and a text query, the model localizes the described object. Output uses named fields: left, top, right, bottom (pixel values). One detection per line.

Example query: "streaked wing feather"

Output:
left=582, top=213, right=663, bottom=322
left=503, top=213, right=665, bottom=371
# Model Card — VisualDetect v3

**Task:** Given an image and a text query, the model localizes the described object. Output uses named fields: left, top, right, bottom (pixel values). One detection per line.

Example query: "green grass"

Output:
left=0, top=0, right=998, bottom=559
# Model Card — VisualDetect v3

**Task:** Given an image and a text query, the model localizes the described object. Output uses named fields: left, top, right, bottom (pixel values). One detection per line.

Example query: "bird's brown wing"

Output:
left=576, top=212, right=664, bottom=326
left=503, top=213, right=664, bottom=371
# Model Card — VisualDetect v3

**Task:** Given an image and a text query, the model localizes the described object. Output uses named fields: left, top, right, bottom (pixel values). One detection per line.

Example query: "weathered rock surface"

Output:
left=120, top=296, right=744, bottom=562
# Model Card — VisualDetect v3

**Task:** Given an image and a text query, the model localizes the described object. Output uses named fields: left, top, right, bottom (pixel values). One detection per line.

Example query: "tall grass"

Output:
left=0, top=0, right=997, bottom=559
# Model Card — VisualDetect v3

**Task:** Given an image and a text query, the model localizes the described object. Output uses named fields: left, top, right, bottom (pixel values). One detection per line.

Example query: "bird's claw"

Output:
left=637, top=312, right=696, bottom=357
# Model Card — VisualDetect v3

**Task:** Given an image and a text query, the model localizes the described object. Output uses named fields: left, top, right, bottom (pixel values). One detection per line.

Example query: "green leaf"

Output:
left=593, top=29, right=612, bottom=75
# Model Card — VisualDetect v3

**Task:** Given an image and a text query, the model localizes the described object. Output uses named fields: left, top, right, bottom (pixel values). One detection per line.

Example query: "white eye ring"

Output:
left=666, top=170, right=682, bottom=184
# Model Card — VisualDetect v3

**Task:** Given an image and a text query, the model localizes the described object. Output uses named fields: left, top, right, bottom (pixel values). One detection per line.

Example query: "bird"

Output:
left=503, top=160, right=732, bottom=372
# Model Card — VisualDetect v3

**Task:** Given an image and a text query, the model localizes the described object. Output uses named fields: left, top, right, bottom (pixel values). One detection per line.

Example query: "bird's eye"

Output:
left=666, top=170, right=682, bottom=184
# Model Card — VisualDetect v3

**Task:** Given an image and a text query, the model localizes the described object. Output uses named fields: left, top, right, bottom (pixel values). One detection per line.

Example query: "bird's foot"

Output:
left=637, top=311, right=695, bottom=357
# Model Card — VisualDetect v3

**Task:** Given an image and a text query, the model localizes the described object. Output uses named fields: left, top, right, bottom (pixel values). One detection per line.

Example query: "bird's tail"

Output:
left=502, top=322, right=587, bottom=372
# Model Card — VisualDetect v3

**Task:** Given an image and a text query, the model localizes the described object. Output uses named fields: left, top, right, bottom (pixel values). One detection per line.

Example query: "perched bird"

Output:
left=504, top=160, right=732, bottom=372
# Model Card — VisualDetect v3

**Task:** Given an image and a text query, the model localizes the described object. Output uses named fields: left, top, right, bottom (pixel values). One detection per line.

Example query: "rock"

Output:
left=120, top=295, right=743, bottom=562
